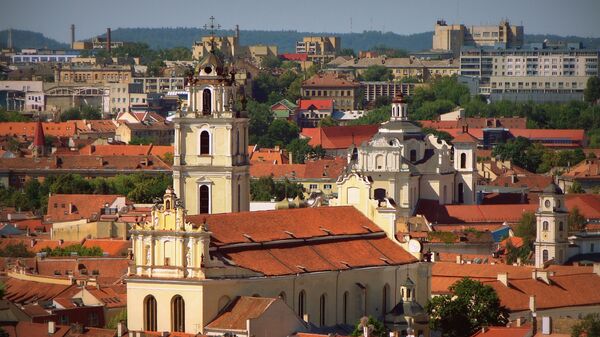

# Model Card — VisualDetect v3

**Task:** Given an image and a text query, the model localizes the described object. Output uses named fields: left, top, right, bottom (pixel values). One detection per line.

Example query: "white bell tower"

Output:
left=534, top=183, right=569, bottom=268
left=391, top=93, right=408, bottom=121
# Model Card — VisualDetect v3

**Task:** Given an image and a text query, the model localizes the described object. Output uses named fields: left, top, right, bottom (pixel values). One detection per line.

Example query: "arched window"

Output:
left=559, top=221, right=564, bottom=231
left=200, top=130, right=210, bottom=155
left=382, top=284, right=390, bottom=318
left=319, top=294, right=326, bottom=327
left=202, top=88, right=211, bottom=114
left=171, top=295, right=185, bottom=332
left=460, top=153, right=467, bottom=169
left=542, top=249, right=549, bottom=262
left=298, top=290, right=306, bottom=318
left=375, top=154, right=384, bottom=170
left=199, top=185, right=210, bottom=214
left=458, top=183, right=464, bottom=204
left=236, top=130, right=240, bottom=155
left=543, top=221, right=549, bottom=231
left=144, top=295, right=157, bottom=331
left=374, top=188, right=386, bottom=201
left=343, top=291, right=349, bottom=324
left=410, top=149, right=417, bottom=162
left=351, top=147, right=358, bottom=161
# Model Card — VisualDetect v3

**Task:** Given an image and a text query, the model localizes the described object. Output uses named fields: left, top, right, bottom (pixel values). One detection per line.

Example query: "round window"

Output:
left=544, top=200, right=551, bottom=208
left=204, top=66, right=212, bottom=74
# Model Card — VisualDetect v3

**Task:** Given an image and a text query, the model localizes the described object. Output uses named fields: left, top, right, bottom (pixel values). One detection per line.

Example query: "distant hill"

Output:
left=2, top=28, right=599, bottom=53
left=0, top=29, right=68, bottom=50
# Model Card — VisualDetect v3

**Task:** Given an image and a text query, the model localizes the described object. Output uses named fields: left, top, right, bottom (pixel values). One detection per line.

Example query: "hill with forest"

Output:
left=2, top=28, right=600, bottom=53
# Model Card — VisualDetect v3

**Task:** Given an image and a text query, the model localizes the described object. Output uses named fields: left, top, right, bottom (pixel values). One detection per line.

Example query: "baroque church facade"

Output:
left=331, top=94, right=478, bottom=235
left=126, top=50, right=431, bottom=336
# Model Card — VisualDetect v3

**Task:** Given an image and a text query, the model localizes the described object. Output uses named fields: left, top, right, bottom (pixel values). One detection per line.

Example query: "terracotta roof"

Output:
left=302, top=73, right=360, bottom=88
left=11, top=219, right=50, bottom=233
left=84, top=284, right=127, bottom=309
left=249, top=147, right=289, bottom=165
left=298, top=99, right=333, bottom=111
left=205, top=296, right=276, bottom=331
left=471, top=326, right=531, bottom=337
left=489, top=173, right=553, bottom=192
left=82, top=239, right=129, bottom=257
left=565, top=194, right=600, bottom=220
left=35, top=257, right=129, bottom=285
left=4, top=277, right=74, bottom=304
left=452, top=131, right=478, bottom=143
left=76, top=144, right=173, bottom=157
left=120, top=121, right=173, bottom=131
left=510, top=129, right=585, bottom=142
left=415, top=199, right=537, bottom=225
left=499, top=236, right=525, bottom=250
left=0, top=155, right=171, bottom=172
left=280, top=53, right=309, bottom=61
left=0, top=122, right=78, bottom=138
left=33, top=120, right=44, bottom=147
left=561, top=158, right=600, bottom=179
left=250, top=157, right=346, bottom=180
left=300, top=125, right=379, bottom=150
left=45, top=194, right=123, bottom=223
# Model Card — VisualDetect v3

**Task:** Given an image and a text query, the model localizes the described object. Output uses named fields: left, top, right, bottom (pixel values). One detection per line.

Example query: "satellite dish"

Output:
left=408, top=239, right=422, bottom=253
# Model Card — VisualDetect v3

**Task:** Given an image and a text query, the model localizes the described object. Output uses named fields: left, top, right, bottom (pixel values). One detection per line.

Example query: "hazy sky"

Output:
left=2, top=0, right=599, bottom=43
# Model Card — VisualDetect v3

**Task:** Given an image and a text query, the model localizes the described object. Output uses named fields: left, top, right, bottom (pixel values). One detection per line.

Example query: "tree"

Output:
left=250, top=176, right=304, bottom=201
left=426, top=278, right=509, bottom=337
left=261, top=55, right=283, bottom=70
left=81, top=105, right=101, bottom=120
left=247, top=100, right=274, bottom=145
left=129, top=136, right=155, bottom=145
left=338, top=48, right=355, bottom=57
left=514, top=212, right=537, bottom=244
left=286, top=138, right=325, bottom=164
left=359, top=65, right=393, bottom=82
left=60, top=107, right=82, bottom=121
left=351, top=316, right=387, bottom=337
left=568, top=206, right=586, bottom=232
left=572, top=313, right=600, bottom=337
left=584, top=76, right=600, bottom=104
left=261, top=119, right=299, bottom=148
left=0, top=243, right=35, bottom=257
left=318, top=116, right=338, bottom=127
left=568, top=181, right=585, bottom=194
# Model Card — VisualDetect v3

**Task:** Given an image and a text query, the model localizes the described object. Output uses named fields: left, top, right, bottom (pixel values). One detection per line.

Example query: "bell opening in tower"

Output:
left=202, top=89, right=212, bottom=114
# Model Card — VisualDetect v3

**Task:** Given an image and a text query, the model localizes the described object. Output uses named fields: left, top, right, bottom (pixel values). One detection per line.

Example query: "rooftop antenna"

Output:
left=203, top=16, right=221, bottom=52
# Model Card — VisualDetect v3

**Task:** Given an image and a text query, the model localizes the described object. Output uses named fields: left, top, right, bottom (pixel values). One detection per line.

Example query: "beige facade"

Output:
left=51, top=219, right=128, bottom=241
left=534, top=185, right=569, bottom=268
left=54, top=64, right=133, bottom=85
left=109, top=83, right=147, bottom=115
left=115, top=122, right=173, bottom=145
left=332, top=57, right=459, bottom=82
left=193, top=36, right=239, bottom=60
left=172, top=52, right=250, bottom=215
left=296, top=36, right=340, bottom=63
left=433, top=19, right=523, bottom=56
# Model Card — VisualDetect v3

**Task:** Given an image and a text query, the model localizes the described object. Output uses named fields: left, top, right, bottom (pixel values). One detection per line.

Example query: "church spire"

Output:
left=32, top=119, right=45, bottom=157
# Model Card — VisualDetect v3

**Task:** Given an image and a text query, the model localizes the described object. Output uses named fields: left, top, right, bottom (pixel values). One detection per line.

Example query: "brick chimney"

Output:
left=48, top=321, right=56, bottom=334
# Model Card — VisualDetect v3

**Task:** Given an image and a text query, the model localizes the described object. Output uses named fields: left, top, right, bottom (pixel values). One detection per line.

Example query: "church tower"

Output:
left=534, top=183, right=569, bottom=268
left=452, top=129, right=477, bottom=204
left=172, top=47, right=250, bottom=215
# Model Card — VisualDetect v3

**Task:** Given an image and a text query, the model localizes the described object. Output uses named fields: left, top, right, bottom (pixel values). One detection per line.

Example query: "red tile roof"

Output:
left=280, top=53, right=309, bottom=61
left=11, top=219, right=50, bottom=233
left=452, top=131, right=479, bottom=143
left=45, top=194, right=123, bottom=223
left=35, top=257, right=129, bottom=285
left=301, top=125, right=379, bottom=150
left=489, top=173, right=553, bottom=192
left=499, top=236, right=525, bottom=250
left=298, top=99, right=333, bottom=111
left=33, top=120, right=44, bottom=147
left=416, top=199, right=537, bottom=225
left=510, top=129, right=585, bottom=142
left=302, top=73, right=360, bottom=88
left=82, top=239, right=129, bottom=257
left=4, top=277, right=74, bottom=304
left=250, top=157, right=346, bottom=180
left=561, top=158, right=600, bottom=179
left=76, top=144, right=173, bottom=157
left=471, top=326, right=531, bottom=337
left=0, top=155, right=171, bottom=172
left=205, top=296, right=276, bottom=331
left=84, top=284, right=127, bottom=309
left=249, top=147, right=289, bottom=165
left=0, top=122, right=78, bottom=138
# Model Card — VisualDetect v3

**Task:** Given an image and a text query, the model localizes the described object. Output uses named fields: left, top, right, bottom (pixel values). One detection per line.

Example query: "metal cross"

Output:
left=203, top=16, right=221, bottom=40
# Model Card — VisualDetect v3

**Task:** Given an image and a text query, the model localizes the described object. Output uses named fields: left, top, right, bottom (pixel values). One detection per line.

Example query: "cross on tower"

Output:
left=203, top=16, right=221, bottom=51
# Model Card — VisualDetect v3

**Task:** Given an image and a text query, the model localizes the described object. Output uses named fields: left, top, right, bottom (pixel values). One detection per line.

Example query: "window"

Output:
left=559, top=221, right=564, bottom=231
left=171, top=295, right=185, bottom=332
left=199, top=185, right=210, bottom=214
left=298, top=290, right=306, bottom=318
left=458, top=183, right=464, bottom=204
left=202, top=89, right=211, bottom=114
left=542, top=249, right=549, bottom=263
left=278, top=292, right=287, bottom=302
left=374, top=188, right=386, bottom=201
left=410, top=149, right=417, bottom=162
left=309, top=184, right=318, bottom=190
left=324, top=184, right=332, bottom=189
left=200, top=130, right=210, bottom=155
left=591, top=243, right=595, bottom=253
left=89, top=312, right=99, bottom=326
left=319, top=294, right=326, bottom=326
left=375, top=154, right=384, bottom=169
left=144, top=295, right=157, bottom=331
left=543, top=221, right=549, bottom=231
left=382, top=284, right=390, bottom=318
left=343, top=291, right=349, bottom=324
left=460, top=153, right=467, bottom=169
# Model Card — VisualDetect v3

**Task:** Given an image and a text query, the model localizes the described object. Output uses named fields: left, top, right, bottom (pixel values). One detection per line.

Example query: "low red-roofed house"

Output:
left=296, top=99, right=334, bottom=128
left=300, top=125, right=379, bottom=156
left=45, top=194, right=126, bottom=223
left=558, top=158, right=600, bottom=193
left=471, top=326, right=531, bottom=337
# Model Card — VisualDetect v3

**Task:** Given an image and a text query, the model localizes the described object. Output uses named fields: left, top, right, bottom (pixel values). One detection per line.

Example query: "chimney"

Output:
left=455, top=254, right=462, bottom=264
left=529, top=295, right=536, bottom=313
left=48, top=321, right=56, bottom=335
left=106, top=28, right=112, bottom=53
left=497, top=272, right=508, bottom=286
left=70, top=24, right=75, bottom=49
left=593, top=262, right=600, bottom=276
left=516, top=317, right=522, bottom=327
left=532, top=270, right=552, bottom=285
left=235, top=24, right=240, bottom=39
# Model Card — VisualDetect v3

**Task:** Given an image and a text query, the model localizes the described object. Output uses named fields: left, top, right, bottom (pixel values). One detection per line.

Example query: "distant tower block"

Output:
left=70, top=24, right=75, bottom=49
left=106, top=28, right=112, bottom=53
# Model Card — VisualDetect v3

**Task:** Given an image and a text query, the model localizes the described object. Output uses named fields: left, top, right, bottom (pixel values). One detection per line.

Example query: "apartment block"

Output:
left=296, top=36, right=341, bottom=63
left=133, top=77, right=185, bottom=94
left=54, top=64, right=133, bottom=85
left=361, top=81, right=418, bottom=103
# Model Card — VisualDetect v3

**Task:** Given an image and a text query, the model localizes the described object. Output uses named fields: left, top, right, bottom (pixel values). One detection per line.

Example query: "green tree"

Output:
left=247, top=100, right=274, bottom=145
left=351, top=316, right=387, bottom=337
left=568, top=181, right=585, bottom=194
left=41, top=244, right=103, bottom=257
left=0, top=107, right=30, bottom=122
left=349, top=105, right=391, bottom=125
left=286, top=138, right=324, bottom=164
left=318, top=116, right=338, bottom=127
left=584, top=76, right=600, bottom=104
left=572, top=313, right=600, bottom=337
left=359, top=65, right=393, bottom=82
left=105, top=309, right=127, bottom=329
left=250, top=176, right=304, bottom=201
left=338, top=48, right=355, bottom=57
left=261, top=119, right=299, bottom=148
left=129, top=136, right=156, bottom=145
left=60, top=107, right=82, bottom=121
left=568, top=206, right=586, bottom=232
left=81, top=105, right=101, bottom=120
left=426, top=278, right=509, bottom=337
left=0, top=243, right=35, bottom=257
left=261, top=55, right=283, bottom=70
left=514, top=212, right=537, bottom=244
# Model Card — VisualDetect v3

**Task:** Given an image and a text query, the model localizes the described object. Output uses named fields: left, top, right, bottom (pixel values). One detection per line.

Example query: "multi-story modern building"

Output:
left=361, top=81, right=419, bottom=103
left=433, top=19, right=524, bottom=56
left=301, top=73, right=361, bottom=111
left=109, top=83, right=147, bottom=115
left=10, top=50, right=79, bottom=64
left=296, top=36, right=341, bottom=63
left=0, top=80, right=44, bottom=112
left=133, top=77, right=185, bottom=94
left=460, top=42, right=600, bottom=102
left=330, top=57, right=459, bottom=82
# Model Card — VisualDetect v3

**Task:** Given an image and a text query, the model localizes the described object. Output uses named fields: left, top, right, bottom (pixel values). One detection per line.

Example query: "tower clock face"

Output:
left=544, top=200, right=551, bottom=208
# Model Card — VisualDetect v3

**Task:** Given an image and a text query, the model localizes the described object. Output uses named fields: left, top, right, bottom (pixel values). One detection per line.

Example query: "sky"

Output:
left=1, top=0, right=600, bottom=43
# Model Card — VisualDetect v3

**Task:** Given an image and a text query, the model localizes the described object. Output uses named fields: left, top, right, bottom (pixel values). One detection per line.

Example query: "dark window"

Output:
left=171, top=295, right=185, bottom=332
left=319, top=294, right=326, bottom=326
left=343, top=291, right=349, bottom=324
left=374, top=188, right=386, bottom=201
left=144, top=295, right=157, bottom=331
left=542, top=249, right=549, bottom=262
left=202, top=89, right=211, bottom=114
left=199, top=185, right=210, bottom=214
left=458, top=183, right=464, bottom=204
left=200, top=131, right=210, bottom=155
left=460, top=153, right=467, bottom=169
left=298, top=290, right=306, bottom=318
left=410, top=149, right=417, bottom=162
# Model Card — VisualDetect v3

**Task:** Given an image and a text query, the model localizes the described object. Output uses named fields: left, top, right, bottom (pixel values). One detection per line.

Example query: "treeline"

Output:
left=0, top=173, right=171, bottom=215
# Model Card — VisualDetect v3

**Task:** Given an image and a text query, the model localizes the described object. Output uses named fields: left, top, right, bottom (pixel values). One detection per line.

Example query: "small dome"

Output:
left=542, top=182, right=563, bottom=195
left=392, top=93, right=406, bottom=104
